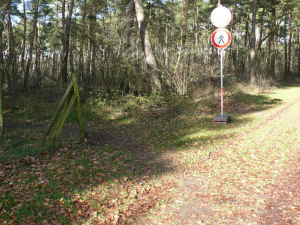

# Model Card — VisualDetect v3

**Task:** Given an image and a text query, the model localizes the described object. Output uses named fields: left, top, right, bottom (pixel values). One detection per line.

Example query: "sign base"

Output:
left=213, top=115, right=231, bottom=125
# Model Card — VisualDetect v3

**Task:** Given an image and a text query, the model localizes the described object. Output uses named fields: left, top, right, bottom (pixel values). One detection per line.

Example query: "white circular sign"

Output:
left=211, top=5, right=231, bottom=28
left=211, top=28, right=231, bottom=49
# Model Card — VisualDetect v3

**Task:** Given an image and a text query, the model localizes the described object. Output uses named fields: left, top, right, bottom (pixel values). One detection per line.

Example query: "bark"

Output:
left=291, top=32, right=294, bottom=73
left=61, top=0, right=74, bottom=84
left=147, top=0, right=152, bottom=28
left=231, top=0, right=238, bottom=75
left=298, top=17, right=300, bottom=76
left=86, top=0, right=92, bottom=80
left=250, top=0, right=257, bottom=85
left=60, top=0, right=66, bottom=83
left=0, top=22, right=3, bottom=81
left=0, top=0, right=11, bottom=81
left=178, top=0, right=189, bottom=95
left=74, top=4, right=77, bottom=74
left=119, top=0, right=135, bottom=93
left=80, top=0, right=87, bottom=82
left=284, top=13, right=288, bottom=79
left=91, top=14, right=96, bottom=81
left=69, top=15, right=74, bottom=75
left=21, top=0, right=26, bottom=74
left=165, top=12, right=169, bottom=67
left=244, top=0, right=251, bottom=47
left=257, top=6, right=265, bottom=53
left=0, top=77, right=3, bottom=135
left=127, top=0, right=135, bottom=49
left=134, top=0, right=162, bottom=94
left=90, top=5, right=96, bottom=81
left=35, top=19, right=41, bottom=86
left=23, top=0, right=39, bottom=89
left=7, top=7, right=15, bottom=87
left=275, top=7, right=279, bottom=77
left=270, top=0, right=276, bottom=79
left=52, top=0, right=59, bottom=78
left=195, top=4, right=199, bottom=49
left=288, top=14, right=292, bottom=76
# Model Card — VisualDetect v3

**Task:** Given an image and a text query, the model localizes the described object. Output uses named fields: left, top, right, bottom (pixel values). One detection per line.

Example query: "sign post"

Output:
left=211, top=3, right=232, bottom=124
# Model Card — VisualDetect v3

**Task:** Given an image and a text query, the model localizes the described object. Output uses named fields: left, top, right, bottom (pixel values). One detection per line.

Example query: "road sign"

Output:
left=211, top=5, right=231, bottom=28
left=211, top=28, right=231, bottom=49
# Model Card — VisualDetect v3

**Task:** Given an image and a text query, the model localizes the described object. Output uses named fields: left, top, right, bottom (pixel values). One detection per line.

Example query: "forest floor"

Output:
left=1, top=83, right=300, bottom=224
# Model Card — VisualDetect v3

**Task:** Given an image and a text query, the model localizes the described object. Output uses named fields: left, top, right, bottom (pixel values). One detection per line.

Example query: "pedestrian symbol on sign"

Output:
left=218, top=35, right=225, bottom=44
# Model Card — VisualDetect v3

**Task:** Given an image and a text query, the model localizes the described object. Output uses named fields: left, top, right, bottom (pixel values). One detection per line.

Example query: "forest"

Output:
left=1, top=0, right=300, bottom=224
left=1, top=0, right=299, bottom=96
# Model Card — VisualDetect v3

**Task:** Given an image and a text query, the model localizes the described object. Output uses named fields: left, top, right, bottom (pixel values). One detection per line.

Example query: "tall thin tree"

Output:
left=61, top=0, right=75, bottom=84
left=23, top=0, right=40, bottom=89
left=250, top=0, right=257, bottom=85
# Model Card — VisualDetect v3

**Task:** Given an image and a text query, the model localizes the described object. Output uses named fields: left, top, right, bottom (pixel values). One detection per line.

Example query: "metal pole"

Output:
left=220, top=49, right=224, bottom=116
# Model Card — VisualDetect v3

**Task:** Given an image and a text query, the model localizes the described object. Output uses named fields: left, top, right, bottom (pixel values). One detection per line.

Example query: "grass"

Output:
left=1, top=82, right=300, bottom=223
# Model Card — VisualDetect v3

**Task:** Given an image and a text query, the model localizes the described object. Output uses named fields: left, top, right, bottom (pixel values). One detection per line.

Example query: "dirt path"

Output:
left=3, top=120, right=159, bottom=163
left=166, top=95, right=300, bottom=224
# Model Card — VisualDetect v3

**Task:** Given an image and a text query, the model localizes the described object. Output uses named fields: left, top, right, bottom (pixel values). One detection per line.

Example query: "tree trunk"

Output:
left=61, top=0, right=74, bottom=84
left=90, top=4, right=96, bottom=82
left=134, top=0, right=162, bottom=94
left=21, top=0, right=26, bottom=74
left=178, top=0, right=189, bottom=95
left=195, top=4, right=199, bottom=49
left=0, top=0, right=11, bottom=83
left=74, top=3, right=77, bottom=74
left=0, top=77, right=3, bottom=135
left=257, top=5, right=265, bottom=53
left=270, top=0, right=276, bottom=79
left=231, top=0, right=238, bottom=76
left=165, top=12, right=169, bottom=67
left=52, top=0, right=59, bottom=78
left=284, top=13, right=288, bottom=79
left=250, top=0, right=257, bottom=85
left=7, top=7, right=15, bottom=88
left=23, top=0, right=39, bottom=89
left=80, top=0, right=87, bottom=82
left=60, top=0, right=66, bottom=83
left=35, top=19, right=41, bottom=86
left=127, top=0, right=135, bottom=49
left=244, top=0, right=251, bottom=47
left=288, top=14, right=292, bottom=76
left=275, top=7, right=279, bottom=78
left=69, top=22, right=74, bottom=75
left=0, top=22, right=3, bottom=82
left=298, top=17, right=300, bottom=76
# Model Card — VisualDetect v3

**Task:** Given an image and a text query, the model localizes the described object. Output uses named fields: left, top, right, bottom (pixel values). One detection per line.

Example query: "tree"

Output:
left=23, top=0, right=40, bottom=89
left=61, top=0, right=75, bottom=84
left=250, top=0, right=257, bottom=85
left=134, top=0, right=162, bottom=94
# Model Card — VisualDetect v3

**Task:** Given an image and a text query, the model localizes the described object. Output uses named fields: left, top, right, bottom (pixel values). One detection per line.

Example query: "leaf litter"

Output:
left=1, top=87, right=300, bottom=224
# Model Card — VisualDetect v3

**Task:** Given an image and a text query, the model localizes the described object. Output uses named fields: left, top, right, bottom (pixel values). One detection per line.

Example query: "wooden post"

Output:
left=51, top=90, right=73, bottom=139
left=72, top=74, right=84, bottom=140
left=40, top=81, right=73, bottom=144
left=51, top=94, right=77, bottom=145
left=41, top=74, right=86, bottom=146
left=0, top=78, right=3, bottom=136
